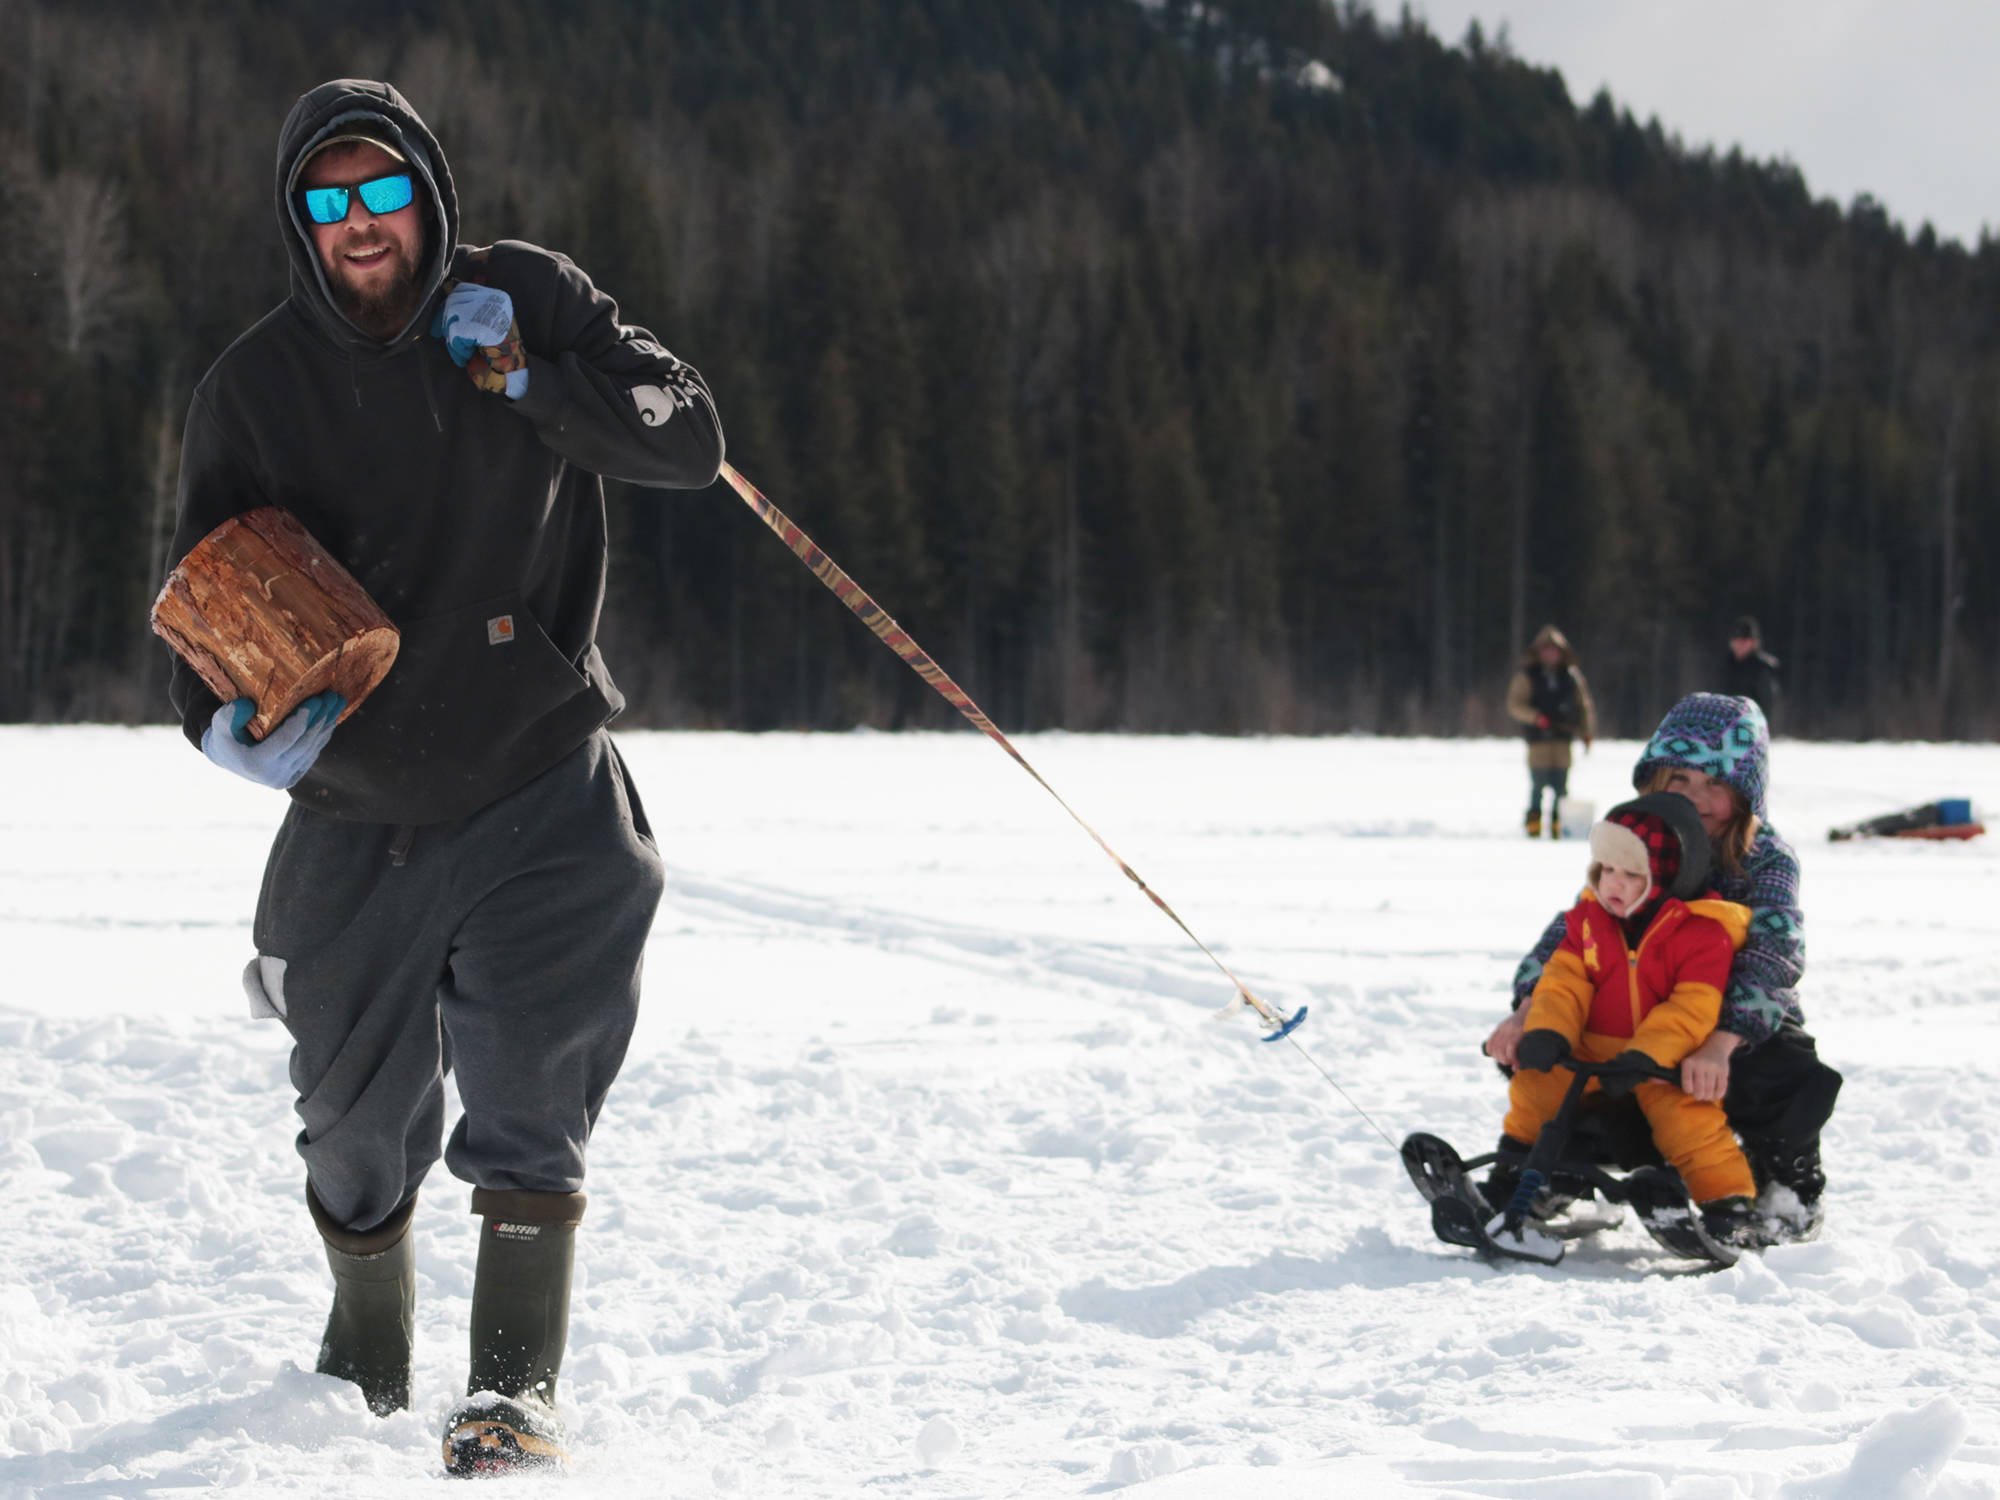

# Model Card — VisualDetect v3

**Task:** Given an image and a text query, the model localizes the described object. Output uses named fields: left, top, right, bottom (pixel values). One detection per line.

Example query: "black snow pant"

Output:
left=246, top=730, right=665, bottom=1239
left=1722, top=1021, right=1843, bottom=1159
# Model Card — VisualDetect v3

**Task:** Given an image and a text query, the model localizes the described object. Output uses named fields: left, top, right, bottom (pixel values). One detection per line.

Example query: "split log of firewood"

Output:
left=151, top=507, right=399, bottom=743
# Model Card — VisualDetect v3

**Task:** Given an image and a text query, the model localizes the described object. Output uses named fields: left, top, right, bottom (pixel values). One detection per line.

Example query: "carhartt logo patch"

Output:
left=630, top=385, right=675, bottom=426
left=487, top=615, right=515, bottom=645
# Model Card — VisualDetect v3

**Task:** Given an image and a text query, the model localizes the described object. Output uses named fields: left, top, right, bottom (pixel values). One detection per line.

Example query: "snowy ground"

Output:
left=3, top=726, right=1998, bottom=1499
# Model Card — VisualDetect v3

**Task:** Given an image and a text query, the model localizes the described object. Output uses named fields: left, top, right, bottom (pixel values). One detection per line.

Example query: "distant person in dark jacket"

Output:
left=1505, top=624, right=1597, bottom=838
left=1721, top=616, right=1781, bottom=732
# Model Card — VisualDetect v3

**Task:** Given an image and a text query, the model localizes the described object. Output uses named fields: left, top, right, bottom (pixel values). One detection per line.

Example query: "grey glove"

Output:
left=201, top=693, right=345, bottom=789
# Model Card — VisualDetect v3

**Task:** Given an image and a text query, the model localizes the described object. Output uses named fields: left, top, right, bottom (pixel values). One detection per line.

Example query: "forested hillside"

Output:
left=4, top=0, right=1996, bottom=736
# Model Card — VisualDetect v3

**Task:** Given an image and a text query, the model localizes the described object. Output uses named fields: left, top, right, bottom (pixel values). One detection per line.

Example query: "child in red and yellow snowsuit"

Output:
left=1506, top=794, right=1758, bottom=1219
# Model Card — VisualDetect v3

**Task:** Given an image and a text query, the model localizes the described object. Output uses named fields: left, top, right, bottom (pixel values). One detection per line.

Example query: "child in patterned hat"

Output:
left=1495, top=792, right=1763, bottom=1248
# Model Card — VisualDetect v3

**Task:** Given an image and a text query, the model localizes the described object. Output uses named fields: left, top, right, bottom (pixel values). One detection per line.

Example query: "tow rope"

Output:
left=720, top=463, right=1401, bottom=1149
left=718, top=460, right=1299, bottom=1020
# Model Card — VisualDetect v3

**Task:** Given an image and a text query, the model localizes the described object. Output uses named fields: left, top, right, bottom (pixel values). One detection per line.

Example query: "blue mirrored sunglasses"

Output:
left=299, top=173, right=414, bottom=226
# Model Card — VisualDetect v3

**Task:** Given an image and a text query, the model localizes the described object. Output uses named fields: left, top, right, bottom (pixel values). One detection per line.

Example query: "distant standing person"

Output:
left=1721, top=616, right=1781, bottom=732
left=1506, top=625, right=1597, bottom=838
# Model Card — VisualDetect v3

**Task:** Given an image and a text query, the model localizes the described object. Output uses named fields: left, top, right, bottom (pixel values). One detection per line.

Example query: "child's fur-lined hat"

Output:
left=1589, top=792, right=1711, bottom=906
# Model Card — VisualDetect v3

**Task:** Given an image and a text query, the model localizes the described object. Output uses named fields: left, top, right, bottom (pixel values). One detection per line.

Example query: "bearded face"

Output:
left=299, top=140, right=426, bottom=340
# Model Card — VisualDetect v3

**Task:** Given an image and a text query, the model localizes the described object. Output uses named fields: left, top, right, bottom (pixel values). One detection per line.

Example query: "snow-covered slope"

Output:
left=3, top=728, right=1997, bottom=1497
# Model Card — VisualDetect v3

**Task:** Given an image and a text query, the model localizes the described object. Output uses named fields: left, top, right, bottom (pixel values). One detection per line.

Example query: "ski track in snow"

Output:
left=3, top=727, right=1999, bottom=1498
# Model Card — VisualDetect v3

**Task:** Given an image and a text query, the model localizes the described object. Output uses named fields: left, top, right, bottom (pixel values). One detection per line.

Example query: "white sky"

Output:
left=1401, top=0, right=2000, bottom=248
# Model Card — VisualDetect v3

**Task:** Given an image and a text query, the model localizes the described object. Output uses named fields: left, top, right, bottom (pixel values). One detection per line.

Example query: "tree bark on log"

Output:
left=151, top=507, right=399, bottom=742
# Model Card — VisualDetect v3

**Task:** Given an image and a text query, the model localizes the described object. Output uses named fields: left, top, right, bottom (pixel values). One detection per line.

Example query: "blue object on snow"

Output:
left=1939, top=798, right=1973, bottom=826
left=1261, top=1005, right=1309, bottom=1042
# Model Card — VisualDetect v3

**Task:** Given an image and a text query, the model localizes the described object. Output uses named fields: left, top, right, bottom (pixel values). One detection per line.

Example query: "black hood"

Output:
left=275, top=79, right=457, bottom=349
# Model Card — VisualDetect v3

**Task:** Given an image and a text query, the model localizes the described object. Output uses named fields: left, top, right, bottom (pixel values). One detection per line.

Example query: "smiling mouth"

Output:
left=343, top=244, right=392, bottom=267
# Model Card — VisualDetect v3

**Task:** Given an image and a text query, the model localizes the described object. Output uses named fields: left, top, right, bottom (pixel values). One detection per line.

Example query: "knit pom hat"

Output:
left=1631, top=693, right=1770, bottom=822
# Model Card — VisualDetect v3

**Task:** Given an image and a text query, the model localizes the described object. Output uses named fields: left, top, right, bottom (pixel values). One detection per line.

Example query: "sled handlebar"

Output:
left=1553, top=1052, right=1684, bottom=1092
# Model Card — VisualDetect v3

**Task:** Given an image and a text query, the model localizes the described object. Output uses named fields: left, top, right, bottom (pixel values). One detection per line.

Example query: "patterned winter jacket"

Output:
left=1512, top=693, right=1805, bottom=1047
left=1523, top=889, right=1752, bottom=1066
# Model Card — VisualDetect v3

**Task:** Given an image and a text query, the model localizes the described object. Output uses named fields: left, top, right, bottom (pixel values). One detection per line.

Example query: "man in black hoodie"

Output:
left=162, top=80, right=724, bottom=1473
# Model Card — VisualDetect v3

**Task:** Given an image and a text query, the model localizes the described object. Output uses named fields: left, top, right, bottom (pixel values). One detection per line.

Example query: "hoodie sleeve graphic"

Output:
left=480, top=243, right=723, bottom=490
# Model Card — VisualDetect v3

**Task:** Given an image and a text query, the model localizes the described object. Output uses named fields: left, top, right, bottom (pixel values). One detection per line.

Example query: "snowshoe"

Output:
left=442, top=1393, right=568, bottom=1477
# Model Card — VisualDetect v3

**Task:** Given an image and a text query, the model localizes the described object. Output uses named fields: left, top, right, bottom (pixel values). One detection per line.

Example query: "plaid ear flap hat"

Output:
left=1591, top=810, right=1677, bottom=909
left=1592, top=792, right=1712, bottom=905
left=1631, top=692, right=1769, bottom=822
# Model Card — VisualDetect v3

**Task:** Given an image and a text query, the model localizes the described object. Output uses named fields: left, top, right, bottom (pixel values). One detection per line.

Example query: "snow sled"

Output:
left=1401, top=1054, right=1745, bottom=1270
left=1828, top=798, right=1984, bottom=842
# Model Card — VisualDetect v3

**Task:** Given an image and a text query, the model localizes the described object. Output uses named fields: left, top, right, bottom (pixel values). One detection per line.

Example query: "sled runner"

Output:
left=1401, top=1054, right=1746, bottom=1270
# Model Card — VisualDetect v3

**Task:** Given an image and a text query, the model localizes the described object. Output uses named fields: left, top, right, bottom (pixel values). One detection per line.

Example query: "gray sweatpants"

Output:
left=248, top=731, right=665, bottom=1238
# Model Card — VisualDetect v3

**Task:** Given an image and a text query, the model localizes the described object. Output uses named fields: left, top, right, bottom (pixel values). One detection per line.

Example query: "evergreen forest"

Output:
left=5, top=0, right=1998, bottom=739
